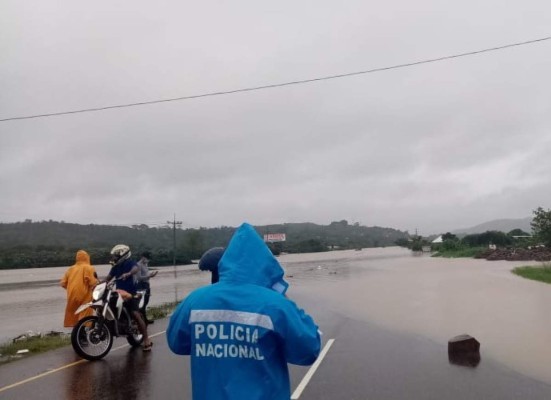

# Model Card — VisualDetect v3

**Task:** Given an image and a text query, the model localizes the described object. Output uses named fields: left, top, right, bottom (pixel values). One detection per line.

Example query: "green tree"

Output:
left=0, top=220, right=409, bottom=269
left=410, top=236, right=428, bottom=251
left=395, top=238, right=409, bottom=247
left=184, top=229, right=203, bottom=259
left=461, top=231, right=511, bottom=247
left=508, top=228, right=530, bottom=237
left=531, top=207, right=551, bottom=246
left=442, top=232, right=457, bottom=241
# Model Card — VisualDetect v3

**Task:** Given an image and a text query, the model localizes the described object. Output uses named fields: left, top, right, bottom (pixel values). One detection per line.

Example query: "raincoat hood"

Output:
left=75, top=250, right=90, bottom=265
left=218, top=223, right=288, bottom=294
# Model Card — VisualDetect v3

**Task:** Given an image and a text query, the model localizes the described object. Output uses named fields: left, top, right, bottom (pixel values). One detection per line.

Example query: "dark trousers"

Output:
left=137, top=281, right=151, bottom=313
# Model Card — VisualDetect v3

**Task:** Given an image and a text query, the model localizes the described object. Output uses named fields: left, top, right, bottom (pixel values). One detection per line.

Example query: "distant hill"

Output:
left=452, top=217, right=532, bottom=235
left=0, top=220, right=408, bottom=269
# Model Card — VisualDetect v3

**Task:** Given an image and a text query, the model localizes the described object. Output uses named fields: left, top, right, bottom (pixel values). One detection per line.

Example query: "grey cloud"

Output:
left=2, top=0, right=551, bottom=235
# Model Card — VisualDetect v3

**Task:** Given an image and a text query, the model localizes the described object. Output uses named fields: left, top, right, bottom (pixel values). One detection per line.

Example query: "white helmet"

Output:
left=110, top=244, right=131, bottom=265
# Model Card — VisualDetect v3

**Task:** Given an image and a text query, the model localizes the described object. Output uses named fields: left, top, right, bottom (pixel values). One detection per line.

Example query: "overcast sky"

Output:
left=1, top=1, right=550, bottom=235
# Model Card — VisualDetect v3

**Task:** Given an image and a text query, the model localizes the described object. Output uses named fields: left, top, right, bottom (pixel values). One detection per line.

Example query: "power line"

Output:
left=1, top=35, right=550, bottom=123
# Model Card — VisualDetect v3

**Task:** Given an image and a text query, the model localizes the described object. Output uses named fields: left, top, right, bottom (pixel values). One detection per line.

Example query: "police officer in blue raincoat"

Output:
left=167, top=223, right=321, bottom=400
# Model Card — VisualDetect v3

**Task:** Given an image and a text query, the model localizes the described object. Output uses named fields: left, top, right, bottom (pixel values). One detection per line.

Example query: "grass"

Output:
left=0, top=334, right=71, bottom=364
left=146, top=300, right=180, bottom=320
left=512, top=264, right=551, bottom=284
left=0, top=300, right=181, bottom=365
left=432, top=247, right=486, bottom=258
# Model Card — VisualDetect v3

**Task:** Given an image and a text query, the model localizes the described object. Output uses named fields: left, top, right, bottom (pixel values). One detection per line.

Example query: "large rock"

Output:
left=448, top=334, right=481, bottom=367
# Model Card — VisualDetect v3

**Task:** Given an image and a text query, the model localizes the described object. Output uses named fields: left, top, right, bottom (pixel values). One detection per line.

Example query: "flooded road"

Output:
left=1, top=247, right=550, bottom=387
left=288, top=248, right=551, bottom=386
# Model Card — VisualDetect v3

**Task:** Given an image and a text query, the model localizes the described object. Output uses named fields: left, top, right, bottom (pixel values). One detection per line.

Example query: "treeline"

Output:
left=0, top=219, right=408, bottom=269
left=434, top=230, right=532, bottom=252
left=396, top=229, right=532, bottom=255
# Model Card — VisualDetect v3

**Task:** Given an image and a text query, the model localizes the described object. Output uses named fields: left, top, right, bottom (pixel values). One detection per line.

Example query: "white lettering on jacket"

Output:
left=189, top=310, right=273, bottom=360
left=195, top=342, right=265, bottom=360
left=194, top=323, right=260, bottom=343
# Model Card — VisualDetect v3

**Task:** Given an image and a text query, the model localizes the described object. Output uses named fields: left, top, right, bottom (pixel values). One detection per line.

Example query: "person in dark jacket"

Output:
left=103, top=244, right=153, bottom=351
left=167, top=223, right=321, bottom=400
left=198, top=247, right=225, bottom=284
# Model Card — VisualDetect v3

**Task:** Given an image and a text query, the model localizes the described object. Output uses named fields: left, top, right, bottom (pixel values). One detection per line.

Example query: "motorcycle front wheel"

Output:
left=71, top=316, right=113, bottom=361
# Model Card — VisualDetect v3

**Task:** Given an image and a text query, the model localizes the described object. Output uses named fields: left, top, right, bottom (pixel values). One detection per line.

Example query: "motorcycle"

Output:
left=71, top=277, right=146, bottom=360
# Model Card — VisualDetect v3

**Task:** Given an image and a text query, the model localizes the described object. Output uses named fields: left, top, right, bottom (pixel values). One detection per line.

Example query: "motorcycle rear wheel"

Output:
left=71, top=316, right=113, bottom=361
left=126, top=313, right=144, bottom=347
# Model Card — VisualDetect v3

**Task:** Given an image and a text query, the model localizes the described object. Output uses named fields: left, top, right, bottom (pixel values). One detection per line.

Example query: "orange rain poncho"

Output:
left=60, top=250, right=99, bottom=327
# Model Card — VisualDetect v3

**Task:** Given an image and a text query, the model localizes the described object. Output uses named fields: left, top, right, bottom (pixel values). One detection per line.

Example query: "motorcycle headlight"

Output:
left=92, top=283, right=106, bottom=301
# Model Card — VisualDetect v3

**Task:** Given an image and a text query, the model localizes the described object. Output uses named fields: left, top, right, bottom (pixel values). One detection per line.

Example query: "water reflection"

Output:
left=65, top=358, right=96, bottom=400
left=449, top=351, right=481, bottom=368
left=64, top=347, right=152, bottom=400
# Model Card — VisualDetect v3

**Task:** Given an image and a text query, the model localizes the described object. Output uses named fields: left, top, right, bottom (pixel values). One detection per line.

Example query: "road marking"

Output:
left=0, top=359, right=86, bottom=393
left=291, top=338, right=335, bottom=399
left=1, top=331, right=330, bottom=397
left=0, top=330, right=167, bottom=393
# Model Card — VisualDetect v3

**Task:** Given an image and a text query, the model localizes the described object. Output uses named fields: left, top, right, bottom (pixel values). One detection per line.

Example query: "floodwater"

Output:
left=1, top=247, right=550, bottom=387
left=285, top=248, right=551, bottom=386
left=0, top=263, right=210, bottom=343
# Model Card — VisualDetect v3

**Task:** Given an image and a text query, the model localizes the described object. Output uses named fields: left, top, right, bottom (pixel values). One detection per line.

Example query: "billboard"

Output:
left=263, top=233, right=286, bottom=242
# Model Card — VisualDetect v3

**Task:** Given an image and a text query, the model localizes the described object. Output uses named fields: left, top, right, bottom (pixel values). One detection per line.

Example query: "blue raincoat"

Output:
left=167, top=223, right=321, bottom=400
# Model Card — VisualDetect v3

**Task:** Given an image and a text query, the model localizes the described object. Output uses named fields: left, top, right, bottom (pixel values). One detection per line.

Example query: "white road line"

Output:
left=0, top=330, right=167, bottom=393
left=2, top=332, right=333, bottom=398
left=291, top=338, right=335, bottom=399
left=0, top=359, right=87, bottom=393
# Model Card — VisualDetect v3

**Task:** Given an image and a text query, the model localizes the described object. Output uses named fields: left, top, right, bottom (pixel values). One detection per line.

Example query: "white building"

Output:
left=432, top=235, right=443, bottom=244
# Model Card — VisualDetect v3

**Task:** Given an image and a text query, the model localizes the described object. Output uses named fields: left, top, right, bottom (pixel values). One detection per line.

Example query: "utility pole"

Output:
left=167, top=214, right=183, bottom=278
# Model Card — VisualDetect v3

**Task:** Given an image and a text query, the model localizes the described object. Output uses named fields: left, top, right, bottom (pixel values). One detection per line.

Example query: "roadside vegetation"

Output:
left=146, top=300, right=180, bottom=320
left=396, top=207, right=551, bottom=286
left=512, top=264, right=551, bottom=284
left=0, top=301, right=180, bottom=365
left=396, top=206, right=551, bottom=260
left=0, top=334, right=70, bottom=365
left=431, top=230, right=530, bottom=258
left=398, top=231, right=526, bottom=258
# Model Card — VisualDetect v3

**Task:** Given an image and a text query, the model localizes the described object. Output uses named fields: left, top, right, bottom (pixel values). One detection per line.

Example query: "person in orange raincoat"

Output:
left=60, top=250, right=99, bottom=327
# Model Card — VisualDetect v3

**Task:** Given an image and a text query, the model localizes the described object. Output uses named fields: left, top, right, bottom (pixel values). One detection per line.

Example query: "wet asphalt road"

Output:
left=2, top=293, right=551, bottom=400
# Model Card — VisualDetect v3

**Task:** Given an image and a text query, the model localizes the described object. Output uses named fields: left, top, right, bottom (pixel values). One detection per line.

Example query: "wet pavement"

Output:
left=2, top=248, right=551, bottom=398
left=2, top=293, right=551, bottom=399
